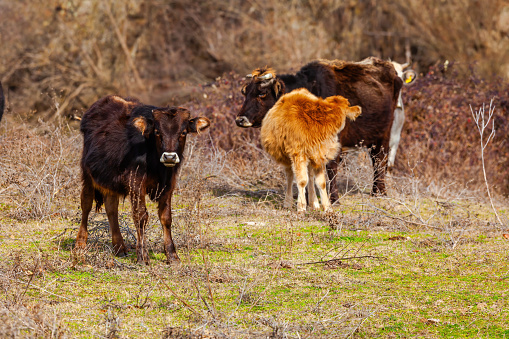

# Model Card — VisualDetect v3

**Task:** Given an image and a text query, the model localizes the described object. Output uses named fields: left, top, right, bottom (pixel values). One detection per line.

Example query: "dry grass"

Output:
left=0, top=118, right=508, bottom=338
left=0, top=0, right=508, bottom=121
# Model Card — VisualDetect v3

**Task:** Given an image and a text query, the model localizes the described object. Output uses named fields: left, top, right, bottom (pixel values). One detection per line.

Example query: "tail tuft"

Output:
left=94, top=189, right=104, bottom=212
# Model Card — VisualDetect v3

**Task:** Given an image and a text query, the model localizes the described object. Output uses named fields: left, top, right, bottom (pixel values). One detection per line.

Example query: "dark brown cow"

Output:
left=235, top=58, right=402, bottom=199
left=76, top=95, right=210, bottom=264
left=0, top=81, right=4, bottom=123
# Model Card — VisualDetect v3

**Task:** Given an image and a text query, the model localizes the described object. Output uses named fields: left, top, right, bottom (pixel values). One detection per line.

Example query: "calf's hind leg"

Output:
left=307, top=164, right=320, bottom=210
left=314, top=165, right=332, bottom=211
left=104, top=194, right=128, bottom=256
left=292, top=155, right=309, bottom=213
left=76, top=177, right=94, bottom=249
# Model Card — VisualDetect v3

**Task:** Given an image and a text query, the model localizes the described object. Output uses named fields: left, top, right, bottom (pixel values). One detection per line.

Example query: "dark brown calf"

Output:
left=236, top=58, right=402, bottom=199
left=76, top=95, right=210, bottom=264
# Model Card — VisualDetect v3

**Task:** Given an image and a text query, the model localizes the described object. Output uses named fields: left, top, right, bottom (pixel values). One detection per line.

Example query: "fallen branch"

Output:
left=359, top=203, right=442, bottom=229
left=151, top=270, right=202, bottom=316
left=297, top=255, right=387, bottom=266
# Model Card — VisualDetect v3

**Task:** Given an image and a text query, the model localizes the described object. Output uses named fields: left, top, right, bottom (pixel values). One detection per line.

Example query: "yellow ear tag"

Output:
left=405, top=76, right=413, bottom=83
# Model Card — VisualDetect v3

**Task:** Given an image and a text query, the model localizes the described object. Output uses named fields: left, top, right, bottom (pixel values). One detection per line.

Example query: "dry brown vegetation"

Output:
left=1, top=120, right=508, bottom=337
left=0, top=0, right=508, bottom=119
left=1, top=0, right=509, bottom=338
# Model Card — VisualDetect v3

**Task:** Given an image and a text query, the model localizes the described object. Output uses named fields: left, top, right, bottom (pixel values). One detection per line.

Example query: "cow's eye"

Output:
left=241, top=86, right=247, bottom=95
left=155, top=130, right=160, bottom=137
left=259, top=92, right=267, bottom=98
left=180, top=131, right=187, bottom=137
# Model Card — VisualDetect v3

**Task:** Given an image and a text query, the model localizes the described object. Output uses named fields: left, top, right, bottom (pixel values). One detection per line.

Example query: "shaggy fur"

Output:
left=236, top=57, right=403, bottom=199
left=76, top=95, right=210, bottom=264
left=261, top=88, right=361, bottom=212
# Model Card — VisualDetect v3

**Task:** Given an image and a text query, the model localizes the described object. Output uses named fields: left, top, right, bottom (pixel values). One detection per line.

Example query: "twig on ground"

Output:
left=345, top=308, right=376, bottom=339
left=359, top=203, right=441, bottom=229
left=297, top=255, right=387, bottom=266
left=151, top=270, right=202, bottom=316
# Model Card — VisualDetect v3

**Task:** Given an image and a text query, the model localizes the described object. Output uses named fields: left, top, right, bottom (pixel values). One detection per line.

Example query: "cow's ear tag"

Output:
left=403, top=70, right=417, bottom=84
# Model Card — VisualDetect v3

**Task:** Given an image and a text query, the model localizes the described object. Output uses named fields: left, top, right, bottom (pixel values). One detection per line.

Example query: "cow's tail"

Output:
left=0, top=81, right=5, bottom=123
left=94, top=189, right=104, bottom=213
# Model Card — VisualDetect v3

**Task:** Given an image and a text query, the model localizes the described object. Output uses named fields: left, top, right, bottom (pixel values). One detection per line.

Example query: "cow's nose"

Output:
left=235, top=116, right=253, bottom=128
left=160, top=152, right=180, bottom=167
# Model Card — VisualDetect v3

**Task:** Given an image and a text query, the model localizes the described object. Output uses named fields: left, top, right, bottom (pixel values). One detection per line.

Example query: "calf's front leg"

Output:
left=130, top=191, right=150, bottom=265
left=283, top=166, right=294, bottom=209
left=158, top=190, right=180, bottom=263
left=307, top=164, right=320, bottom=210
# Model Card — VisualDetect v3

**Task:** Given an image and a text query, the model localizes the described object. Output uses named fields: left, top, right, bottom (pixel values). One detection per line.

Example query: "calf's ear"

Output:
left=132, top=116, right=154, bottom=137
left=346, top=106, right=362, bottom=121
left=188, top=117, right=211, bottom=134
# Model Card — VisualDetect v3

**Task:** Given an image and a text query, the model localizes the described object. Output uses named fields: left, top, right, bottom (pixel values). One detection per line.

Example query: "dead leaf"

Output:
left=426, top=318, right=440, bottom=325
left=267, top=261, right=294, bottom=269
left=325, top=261, right=362, bottom=270
left=503, top=234, right=509, bottom=239
left=387, top=235, right=408, bottom=241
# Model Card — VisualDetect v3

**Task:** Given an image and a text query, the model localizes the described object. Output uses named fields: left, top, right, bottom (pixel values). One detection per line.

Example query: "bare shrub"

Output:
left=1, top=0, right=508, bottom=120
left=0, top=251, right=69, bottom=338
left=396, top=62, right=509, bottom=196
left=0, top=121, right=81, bottom=221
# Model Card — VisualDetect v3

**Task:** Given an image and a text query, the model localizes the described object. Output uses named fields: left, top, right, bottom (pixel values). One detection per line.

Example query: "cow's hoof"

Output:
left=165, top=258, right=181, bottom=265
left=74, top=238, right=87, bottom=249
left=116, top=250, right=129, bottom=258
left=136, top=257, right=150, bottom=265
left=136, top=250, right=150, bottom=265
left=113, top=244, right=128, bottom=257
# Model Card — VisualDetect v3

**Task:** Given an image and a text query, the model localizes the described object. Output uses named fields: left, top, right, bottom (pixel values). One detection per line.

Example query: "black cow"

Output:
left=235, top=58, right=402, bottom=200
left=75, top=95, right=210, bottom=264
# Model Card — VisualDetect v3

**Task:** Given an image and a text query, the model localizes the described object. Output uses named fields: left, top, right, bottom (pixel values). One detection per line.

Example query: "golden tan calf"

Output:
left=260, top=88, right=361, bottom=212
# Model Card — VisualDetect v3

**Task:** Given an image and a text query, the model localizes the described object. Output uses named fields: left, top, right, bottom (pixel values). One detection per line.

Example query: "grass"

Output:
left=1, top=181, right=508, bottom=338
left=1, top=121, right=508, bottom=338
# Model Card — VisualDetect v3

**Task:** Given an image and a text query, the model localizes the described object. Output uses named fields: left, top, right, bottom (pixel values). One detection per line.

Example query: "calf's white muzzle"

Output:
left=160, top=152, right=180, bottom=167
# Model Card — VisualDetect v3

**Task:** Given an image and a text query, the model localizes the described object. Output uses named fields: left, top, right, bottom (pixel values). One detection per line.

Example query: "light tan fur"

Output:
left=111, top=96, right=135, bottom=106
left=251, top=67, right=277, bottom=80
left=133, top=116, right=147, bottom=135
left=261, top=88, right=361, bottom=212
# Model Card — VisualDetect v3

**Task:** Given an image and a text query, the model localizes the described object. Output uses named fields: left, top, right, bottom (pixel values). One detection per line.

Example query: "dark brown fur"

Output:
left=236, top=58, right=402, bottom=199
left=76, top=95, right=210, bottom=264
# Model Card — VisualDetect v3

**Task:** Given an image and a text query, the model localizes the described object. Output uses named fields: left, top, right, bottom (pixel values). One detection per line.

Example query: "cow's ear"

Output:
left=402, top=69, right=417, bottom=85
left=273, top=79, right=285, bottom=97
left=188, top=117, right=211, bottom=134
left=132, top=116, right=154, bottom=137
